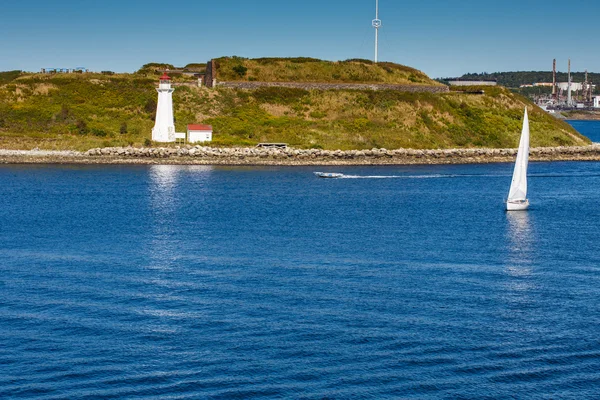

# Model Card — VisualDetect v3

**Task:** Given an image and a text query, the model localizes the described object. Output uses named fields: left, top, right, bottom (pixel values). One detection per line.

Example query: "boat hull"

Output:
left=314, top=172, right=344, bottom=179
left=506, top=199, right=529, bottom=211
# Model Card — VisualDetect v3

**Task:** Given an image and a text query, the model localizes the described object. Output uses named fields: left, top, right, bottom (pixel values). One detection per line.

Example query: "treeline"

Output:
left=453, top=71, right=600, bottom=90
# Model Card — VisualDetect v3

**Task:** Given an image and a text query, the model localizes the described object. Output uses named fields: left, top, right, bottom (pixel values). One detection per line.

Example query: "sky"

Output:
left=1, top=0, right=598, bottom=78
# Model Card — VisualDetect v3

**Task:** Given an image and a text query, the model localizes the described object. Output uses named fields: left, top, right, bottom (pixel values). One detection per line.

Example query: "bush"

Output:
left=232, top=65, right=248, bottom=77
left=76, top=119, right=88, bottom=135
left=56, top=105, right=71, bottom=122
left=0, top=70, right=22, bottom=85
left=120, top=122, right=128, bottom=134
left=144, top=138, right=152, bottom=147
left=344, top=59, right=374, bottom=65
left=91, top=128, right=108, bottom=137
left=253, top=57, right=322, bottom=65
left=144, top=98, right=157, bottom=113
left=252, top=87, right=309, bottom=105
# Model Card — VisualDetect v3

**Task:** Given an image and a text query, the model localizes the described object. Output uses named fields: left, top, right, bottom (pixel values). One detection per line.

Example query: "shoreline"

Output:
left=3, top=145, right=600, bottom=166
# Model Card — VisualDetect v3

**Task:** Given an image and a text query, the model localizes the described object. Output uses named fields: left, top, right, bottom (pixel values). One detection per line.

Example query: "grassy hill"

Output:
left=214, top=57, right=441, bottom=86
left=0, top=61, right=588, bottom=151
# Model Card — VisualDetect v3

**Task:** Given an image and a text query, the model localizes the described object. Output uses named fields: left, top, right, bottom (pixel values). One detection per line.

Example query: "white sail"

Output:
left=507, top=108, right=530, bottom=202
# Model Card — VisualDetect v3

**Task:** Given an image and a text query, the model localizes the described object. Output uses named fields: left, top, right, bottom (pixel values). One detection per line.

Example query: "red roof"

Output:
left=159, top=72, right=171, bottom=80
left=187, top=124, right=212, bottom=131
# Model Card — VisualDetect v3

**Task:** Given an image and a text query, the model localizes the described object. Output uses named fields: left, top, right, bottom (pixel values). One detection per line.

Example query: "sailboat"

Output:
left=506, top=108, right=530, bottom=211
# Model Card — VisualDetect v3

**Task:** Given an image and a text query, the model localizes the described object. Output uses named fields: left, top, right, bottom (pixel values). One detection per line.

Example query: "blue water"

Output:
left=567, top=120, right=600, bottom=142
left=2, top=163, right=600, bottom=398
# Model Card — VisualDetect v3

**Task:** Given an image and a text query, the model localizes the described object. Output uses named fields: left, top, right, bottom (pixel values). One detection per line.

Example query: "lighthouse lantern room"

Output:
left=152, top=72, right=176, bottom=142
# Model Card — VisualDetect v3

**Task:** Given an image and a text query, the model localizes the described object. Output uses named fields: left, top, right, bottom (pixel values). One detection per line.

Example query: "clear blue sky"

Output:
left=2, top=0, right=598, bottom=78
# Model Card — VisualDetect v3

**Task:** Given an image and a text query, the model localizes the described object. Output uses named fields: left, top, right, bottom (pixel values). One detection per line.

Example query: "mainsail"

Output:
left=507, top=108, right=530, bottom=202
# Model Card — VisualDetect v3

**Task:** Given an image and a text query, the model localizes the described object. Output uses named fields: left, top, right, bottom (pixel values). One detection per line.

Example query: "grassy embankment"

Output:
left=0, top=60, right=588, bottom=150
left=214, top=57, right=440, bottom=85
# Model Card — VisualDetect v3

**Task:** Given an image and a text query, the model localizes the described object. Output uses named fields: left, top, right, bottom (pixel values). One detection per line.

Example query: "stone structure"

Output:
left=204, top=60, right=217, bottom=88
left=75, top=144, right=600, bottom=165
left=447, top=79, right=497, bottom=86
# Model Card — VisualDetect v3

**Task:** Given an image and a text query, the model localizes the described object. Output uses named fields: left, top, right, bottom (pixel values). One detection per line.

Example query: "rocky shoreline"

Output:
left=3, top=145, right=600, bottom=165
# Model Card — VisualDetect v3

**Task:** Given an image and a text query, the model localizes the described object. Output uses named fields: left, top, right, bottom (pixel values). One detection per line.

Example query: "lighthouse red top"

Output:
left=159, top=72, right=171, bottom=81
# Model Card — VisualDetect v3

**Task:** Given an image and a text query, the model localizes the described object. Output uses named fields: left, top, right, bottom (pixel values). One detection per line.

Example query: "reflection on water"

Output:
left=506, top=212, right=533, bottom=254
left=148, top=165, right=181, bottom=271
left=149, top=165, right=214, bottom=214
left=149, top=165, right=180, bottom=212
left=147, top=165, right=213, bottom=271
left=504, top=212, right=537, bottom=297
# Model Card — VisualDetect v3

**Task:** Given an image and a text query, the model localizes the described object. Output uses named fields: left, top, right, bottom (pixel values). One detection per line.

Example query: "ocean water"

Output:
left=567, top=119, right=600, bottom=142
left=2, top=162, right=600, bottom=398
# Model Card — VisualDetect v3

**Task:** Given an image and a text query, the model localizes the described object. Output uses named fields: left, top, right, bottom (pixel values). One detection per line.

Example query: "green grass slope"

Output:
left=214, top=57, right=441, bottom=86
left=0, top=69, right=588, bottom=151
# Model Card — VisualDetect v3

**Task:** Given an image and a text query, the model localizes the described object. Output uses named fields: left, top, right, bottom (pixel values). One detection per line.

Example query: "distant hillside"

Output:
left=0, top=66, right=588, bottom=151
left=214, top=57, right=442, bottom=86
left=137, top=63, right=206, bottom=75
left=451, top=71, right=600, bottom=91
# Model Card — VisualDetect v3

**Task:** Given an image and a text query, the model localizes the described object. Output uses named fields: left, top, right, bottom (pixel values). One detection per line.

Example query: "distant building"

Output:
left=187, top=124, right=213, bottom=143
left=41, top=67, right=88, bottom=74
left=594, top=96, right=600, bottom=109
left=558, top=82, right=583, bottom=91
left=533, top=83, right=553, bottom=87
left=447, top=79, right=497, bottom=86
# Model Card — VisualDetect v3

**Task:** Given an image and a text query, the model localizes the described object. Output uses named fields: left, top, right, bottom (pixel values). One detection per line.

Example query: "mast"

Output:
left=552, top=59, right=557, bottom=100
left=372, top=0, right=382, bottom=63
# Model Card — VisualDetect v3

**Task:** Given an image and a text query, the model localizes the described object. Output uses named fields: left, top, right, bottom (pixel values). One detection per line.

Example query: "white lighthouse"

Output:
left=152, top=72, right=176, bottom=142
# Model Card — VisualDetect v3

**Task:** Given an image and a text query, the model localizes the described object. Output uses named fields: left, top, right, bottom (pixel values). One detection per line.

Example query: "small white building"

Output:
left=594, top=96, right=600, bottom=109
left=187, top=124, right=213, bottom=143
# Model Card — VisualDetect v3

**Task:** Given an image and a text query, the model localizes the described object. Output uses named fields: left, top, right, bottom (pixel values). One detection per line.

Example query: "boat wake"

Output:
left=316, top=172, right=600, bottom=180
left=315, top=173, right=457, bottom=179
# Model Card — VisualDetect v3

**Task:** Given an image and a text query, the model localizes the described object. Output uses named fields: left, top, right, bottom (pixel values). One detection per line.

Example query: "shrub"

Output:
left=76, top=119, right=88, bottom=135
left=253, top=87, right=309, bottom=105
left=91, top=128, right=108, bottom=137
left=120, top=122, right=128, bottom=134
left=0, top=70, right=22, bottom=85
left=344, top=59, right=374, bottom=65
left=144, top=98, right=157, bottom=113
left=232, top=65, right=248, bottom=77
left=56, top=105, right=71, bottom=122
left=144, top=138, right=152, bottom=147
left=253, top=57, right=322, bottom=65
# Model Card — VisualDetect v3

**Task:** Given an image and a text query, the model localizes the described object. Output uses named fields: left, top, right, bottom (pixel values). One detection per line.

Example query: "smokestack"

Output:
left=582, top=69, right=588, bottom=101
left=552, top=59, right=557, bottom=99
left=567, top=59, right=572, bottom=106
